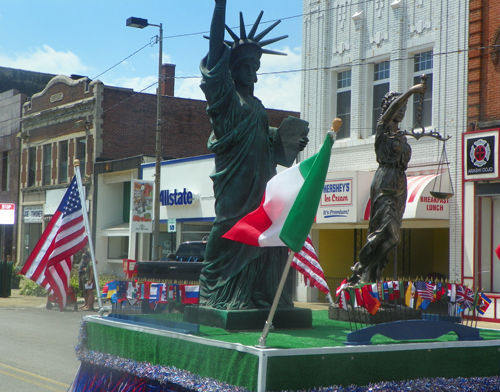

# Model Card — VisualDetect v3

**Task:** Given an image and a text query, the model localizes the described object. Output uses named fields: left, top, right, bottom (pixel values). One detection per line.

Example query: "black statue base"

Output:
left=184, top=306, right=312, bottom=331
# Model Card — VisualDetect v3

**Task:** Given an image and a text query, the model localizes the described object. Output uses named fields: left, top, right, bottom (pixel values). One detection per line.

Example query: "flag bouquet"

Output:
left=334, top=279, right=492, bottom=319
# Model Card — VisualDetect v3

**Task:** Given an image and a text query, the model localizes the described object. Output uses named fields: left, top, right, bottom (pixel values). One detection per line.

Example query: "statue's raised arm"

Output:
left=379, top=80, right=427, bottom=128
left=206, top=0, right=227, bottom=70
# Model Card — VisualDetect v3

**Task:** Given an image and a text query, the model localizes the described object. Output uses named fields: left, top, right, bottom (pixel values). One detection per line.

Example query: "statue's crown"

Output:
left=206, top=11, right=288, bottom=69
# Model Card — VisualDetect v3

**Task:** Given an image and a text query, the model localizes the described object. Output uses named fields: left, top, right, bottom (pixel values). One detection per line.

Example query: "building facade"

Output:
left=463, top=0, right=500, bottom=322
left=301, top=0, right=468, bottom=296
left=16, top=64, right=213, bottom=265
left=0, top=67, right=55, bottom=262
left=17, top=65, right=299, bottom=274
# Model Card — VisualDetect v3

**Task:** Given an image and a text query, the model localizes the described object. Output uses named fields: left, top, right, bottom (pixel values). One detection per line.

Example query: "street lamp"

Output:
left=127, top=17, right=163, bottom=261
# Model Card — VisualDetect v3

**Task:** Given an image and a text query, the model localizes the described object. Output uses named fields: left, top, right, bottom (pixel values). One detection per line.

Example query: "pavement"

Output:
left=1, top=291, right=499, bottom=330
left=0, top=289, right=86, bottom=311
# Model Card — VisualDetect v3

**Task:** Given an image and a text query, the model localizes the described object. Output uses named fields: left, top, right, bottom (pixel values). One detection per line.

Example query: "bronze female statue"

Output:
left=348, top=81, right=427, bottom=285
left=199, top=0, right=307, bottom=309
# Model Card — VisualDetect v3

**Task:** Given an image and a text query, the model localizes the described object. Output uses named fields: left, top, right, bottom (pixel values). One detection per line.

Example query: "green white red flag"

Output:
left=223, top=133, right=334, bottom=253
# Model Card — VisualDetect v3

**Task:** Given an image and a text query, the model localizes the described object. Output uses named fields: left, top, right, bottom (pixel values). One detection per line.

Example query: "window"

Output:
left=107, top=236, right=129, bottom=259
left=413, top=50, right=433, bottom=128
left=372, top=61, right=390, bottom=134
left=181, top=223, right=212, bottom=243
left=76, top=137, right=86, bottom=176
left=28, top=147, right=36, bottom=187
left=335, top=70, right=351, bottom=139
left=1, top=151, right=9, bottom=191
left=43, top=144, right=51, bottom=186
left=59, top=141, right=68, bottom=184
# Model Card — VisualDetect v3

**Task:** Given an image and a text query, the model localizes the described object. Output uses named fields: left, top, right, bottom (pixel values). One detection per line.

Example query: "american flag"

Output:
left=20, top=176, right=88, bottom=310
left=415, top=281, right=434, bottom=300
left=292, top=236, right=330, bottom=294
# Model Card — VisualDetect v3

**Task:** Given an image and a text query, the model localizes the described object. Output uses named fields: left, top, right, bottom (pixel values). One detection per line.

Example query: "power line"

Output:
left=0, top=42, right=495, bottom=140
left=0, top=0, right=486, bottom=150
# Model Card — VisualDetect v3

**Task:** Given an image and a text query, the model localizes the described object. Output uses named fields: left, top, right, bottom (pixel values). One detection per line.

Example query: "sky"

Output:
left=0, top=1, right=303, bottom=111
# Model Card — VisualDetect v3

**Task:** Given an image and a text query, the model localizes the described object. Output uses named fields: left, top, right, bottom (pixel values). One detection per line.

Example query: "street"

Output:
left=0, top=306, right=85, bottom=391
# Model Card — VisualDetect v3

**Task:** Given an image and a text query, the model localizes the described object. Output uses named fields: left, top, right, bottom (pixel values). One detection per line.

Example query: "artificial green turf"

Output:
left=87, top=312, right=500, bottom=391
left=193, top=310, right=500, bottom=348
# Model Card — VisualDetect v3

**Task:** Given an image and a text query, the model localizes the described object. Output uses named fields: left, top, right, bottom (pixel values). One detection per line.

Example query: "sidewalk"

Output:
left=0, top=289, right=85, bottom=309
left=0, top=289, right=48, bottom=308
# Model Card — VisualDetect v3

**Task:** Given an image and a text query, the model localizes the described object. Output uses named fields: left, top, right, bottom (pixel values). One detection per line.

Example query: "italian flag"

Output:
left=223, top=134, right=334, bottom=253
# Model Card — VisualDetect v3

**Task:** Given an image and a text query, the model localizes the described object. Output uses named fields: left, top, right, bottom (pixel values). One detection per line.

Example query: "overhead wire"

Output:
left=0, top=1, right=492, bottom=157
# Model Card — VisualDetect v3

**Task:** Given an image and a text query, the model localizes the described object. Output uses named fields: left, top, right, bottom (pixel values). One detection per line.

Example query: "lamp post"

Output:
left=127, top=17, right=163, bottom=261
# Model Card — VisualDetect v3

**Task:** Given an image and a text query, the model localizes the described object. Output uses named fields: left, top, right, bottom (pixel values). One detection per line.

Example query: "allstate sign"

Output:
left=160, top=188, right=196, bottom=206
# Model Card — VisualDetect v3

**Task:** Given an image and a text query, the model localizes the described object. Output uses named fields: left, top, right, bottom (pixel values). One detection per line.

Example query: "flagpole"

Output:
left=74, top=159, right=103, bottom=314
left=257, top=250, right=295, bottom=348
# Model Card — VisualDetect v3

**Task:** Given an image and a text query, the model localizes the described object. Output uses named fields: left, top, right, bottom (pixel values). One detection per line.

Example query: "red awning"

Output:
left=363, top=174, right=450, bottom=221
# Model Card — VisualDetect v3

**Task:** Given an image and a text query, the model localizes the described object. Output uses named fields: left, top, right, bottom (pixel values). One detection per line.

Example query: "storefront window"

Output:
left=181, top=222, right=212, bottom=243
left=107, top=236, right=129, bottom=259
left=158, top=232, right=176, bottom=259
left=477, top=195, right=500, bottom=293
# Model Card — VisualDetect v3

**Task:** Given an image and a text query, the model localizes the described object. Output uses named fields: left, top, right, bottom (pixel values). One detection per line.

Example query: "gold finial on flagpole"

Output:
left=74, top=159, right=80, bottom=167
left=331, top=117, right=342, bottom=133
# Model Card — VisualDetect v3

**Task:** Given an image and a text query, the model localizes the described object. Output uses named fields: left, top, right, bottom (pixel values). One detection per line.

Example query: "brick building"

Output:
left=0, top=67, right=55, bottom=262
left=17, top=64, right=298, bottom=264
left=300, top=0, right=468, bottom=301
left=463, top=0, right=500, bottom=322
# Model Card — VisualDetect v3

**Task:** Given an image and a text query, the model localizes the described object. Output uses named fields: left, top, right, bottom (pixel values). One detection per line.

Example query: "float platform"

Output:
left=71, top=310, right=500, bottom=392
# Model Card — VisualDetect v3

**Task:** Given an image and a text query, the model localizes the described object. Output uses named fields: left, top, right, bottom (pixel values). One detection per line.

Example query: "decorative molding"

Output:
left=338, top=3, right=348, bottom=29
left=334, top=42, right=350, bottom=55
left=391, top=0, right=403, bottom=9
left=29, top=75, right=89, bottom=101
left=369, top=31, right=389, bottom=46
left=50, top=92, right=63, bottom=103
left=410, top=20, right=431, bottom=35
left=491, top=26, right=500, bottom=65
left=352, top=10, right=363, bottom=21
left=375, top=0, right=385, bottom=18
left=22, top=97, right=95, bottom=132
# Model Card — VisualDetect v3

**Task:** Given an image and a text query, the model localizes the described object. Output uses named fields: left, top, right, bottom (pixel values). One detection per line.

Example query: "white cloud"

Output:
left=175, top=45, right=301, bottom=111
left=112, top=75, right=159, bottom=94
left=0, top=45, right=88, bottom=75
left=255, top=46, right=301, bottom=112
left=175, top=76, right=205, bottom=101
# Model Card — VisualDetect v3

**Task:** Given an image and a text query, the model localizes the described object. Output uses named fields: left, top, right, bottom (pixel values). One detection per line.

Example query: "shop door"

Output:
left=22, top=223, right=42, bottom=263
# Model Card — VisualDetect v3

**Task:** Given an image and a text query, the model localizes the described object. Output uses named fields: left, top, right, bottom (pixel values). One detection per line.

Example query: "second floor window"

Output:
left=76, top=137, right=86, bottom=176
left=413, top=50, right=433, bottom=128
left=1, top=151, right=9, bottom=192
left=372, top=61, right=390, bottom=134
left=28, top=147, right=36, bottom=187
left=59, top=141, right=68, bottom=184
left=43, top=144, right=51, bottom=186
left=336, top=70, right=351, bottom=140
